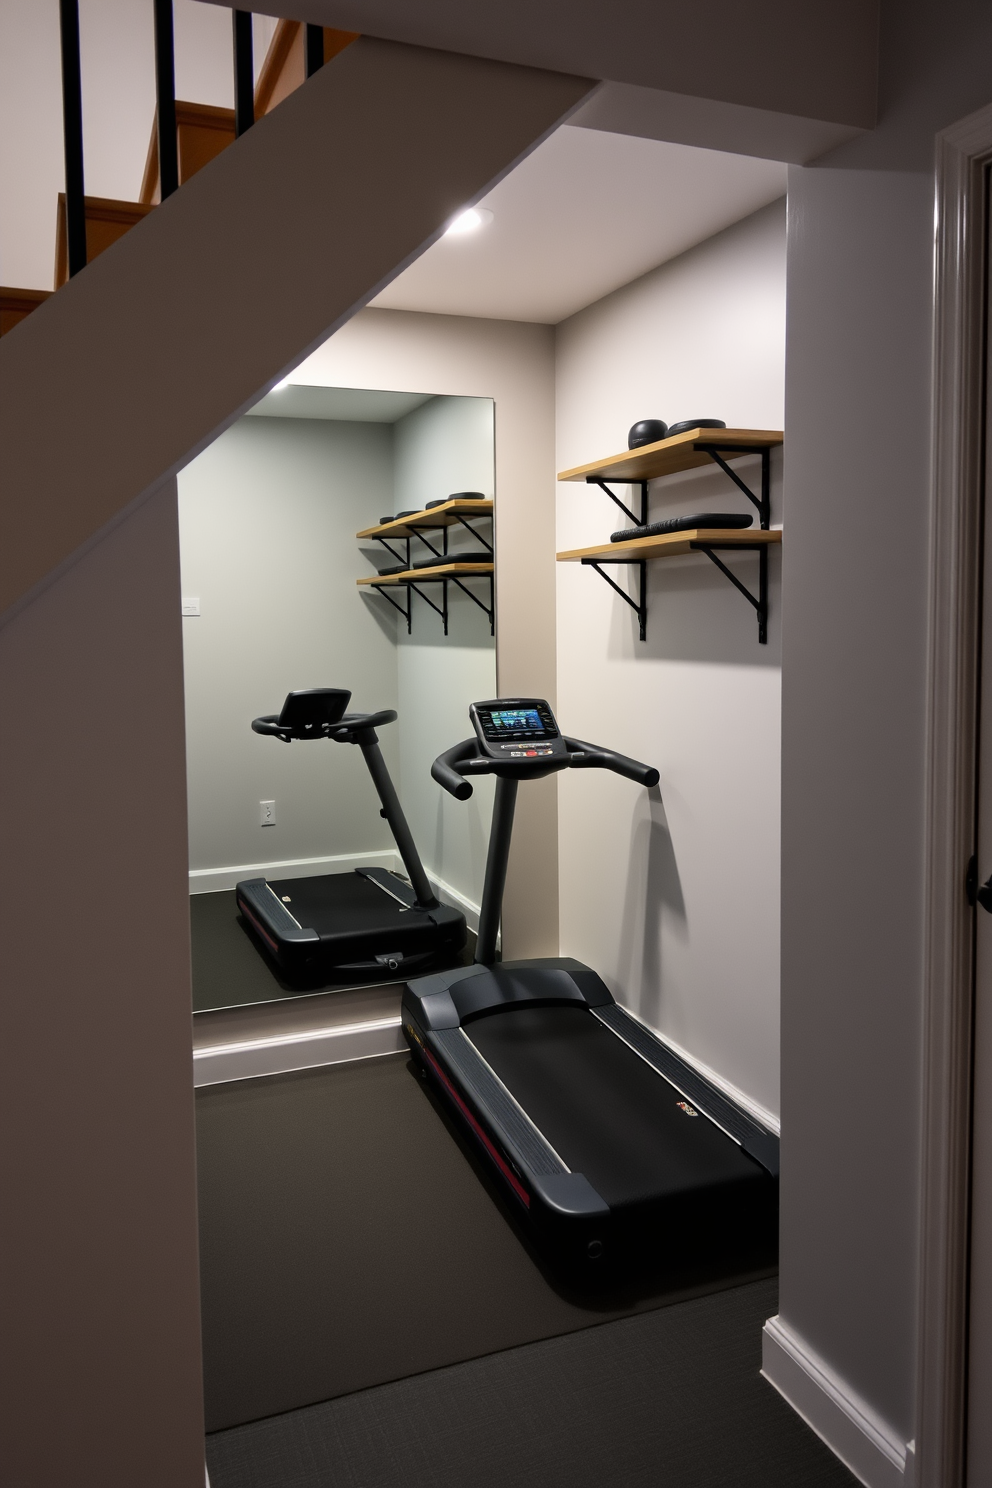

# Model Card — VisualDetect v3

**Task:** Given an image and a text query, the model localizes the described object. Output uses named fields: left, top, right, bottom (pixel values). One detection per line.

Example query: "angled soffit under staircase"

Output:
left=225, top=0, right=879, bottom=131
left=0, top=37, right=593, bottom=621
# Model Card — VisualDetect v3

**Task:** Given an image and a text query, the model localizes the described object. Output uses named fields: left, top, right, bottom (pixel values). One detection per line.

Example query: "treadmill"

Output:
left=402, top=698, right=778, bottom=1273
left=236, top=689, right=465, bottom=978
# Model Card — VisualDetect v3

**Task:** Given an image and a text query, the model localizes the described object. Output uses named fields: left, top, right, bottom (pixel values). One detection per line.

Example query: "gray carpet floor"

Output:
left=206, top=1276, right=858, bottom=1488
left=197, top=1056, right=773, bottom=1431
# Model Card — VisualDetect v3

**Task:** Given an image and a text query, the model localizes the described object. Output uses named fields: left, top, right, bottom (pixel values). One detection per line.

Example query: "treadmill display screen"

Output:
left=489, top=708, right=543, bottom=732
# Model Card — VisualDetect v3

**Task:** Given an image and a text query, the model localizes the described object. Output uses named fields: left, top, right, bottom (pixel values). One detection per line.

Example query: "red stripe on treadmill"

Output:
left=237, top=897, right=281, bottom=955
left=422, top=1046, right=531, bottom=1209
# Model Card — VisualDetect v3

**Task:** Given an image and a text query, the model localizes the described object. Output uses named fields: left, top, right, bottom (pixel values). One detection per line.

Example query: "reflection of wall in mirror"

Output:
left=393, top=395, right=496, bottom=922
left=179, top=413, right=401, bottom=881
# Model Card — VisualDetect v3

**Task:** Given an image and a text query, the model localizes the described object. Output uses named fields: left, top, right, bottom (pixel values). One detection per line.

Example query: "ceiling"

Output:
left=248, top=387, right=433, bottom=421
left=369, top=126, right=787, bottom=325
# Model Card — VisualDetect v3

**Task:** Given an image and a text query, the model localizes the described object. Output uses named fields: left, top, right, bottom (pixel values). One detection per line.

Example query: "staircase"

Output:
left=1, top=19, right=359, bottom=317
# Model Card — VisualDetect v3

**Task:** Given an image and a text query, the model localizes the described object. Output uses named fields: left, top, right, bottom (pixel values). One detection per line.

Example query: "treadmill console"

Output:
left=470, top=698, right=567, bottom=763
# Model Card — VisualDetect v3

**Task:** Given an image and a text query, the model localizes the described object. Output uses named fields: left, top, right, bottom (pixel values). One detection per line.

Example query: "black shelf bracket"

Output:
left=367, top=571, right=495, bottom=638
left=586, top=477, right=649, bottom=528
left=369, top=582, right=412, bottom=633
left=690, top=542, right=770, bottom=644
left=694, top=444, right=771, bottom=529
left=407, top=578, right=449, bottom=634
left=581, top=558, right=647, bottom=641
left=575, top=441, right=777, bottom=645
left=454, top=511, right=494, bottom=552
left=371, top=534, right=411, bottom=568
left=449, top=573, right=495, bottom=634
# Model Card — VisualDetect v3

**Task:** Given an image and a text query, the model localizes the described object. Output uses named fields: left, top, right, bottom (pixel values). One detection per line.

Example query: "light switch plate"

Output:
left=182, top=597, right=200, bottom=616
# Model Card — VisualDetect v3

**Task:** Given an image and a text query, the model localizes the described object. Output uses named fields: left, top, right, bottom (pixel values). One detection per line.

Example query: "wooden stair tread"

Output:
left=54, top=196, right=156, bottom=289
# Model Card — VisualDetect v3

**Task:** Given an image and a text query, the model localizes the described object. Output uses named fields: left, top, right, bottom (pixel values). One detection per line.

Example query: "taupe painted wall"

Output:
left=0, top=484, right=205, bottom=1487
left=779, top=0, right=992, bottom=1451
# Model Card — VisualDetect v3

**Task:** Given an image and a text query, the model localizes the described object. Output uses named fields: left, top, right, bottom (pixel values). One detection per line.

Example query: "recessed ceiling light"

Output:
left=444, top=207, right=493, bottom=237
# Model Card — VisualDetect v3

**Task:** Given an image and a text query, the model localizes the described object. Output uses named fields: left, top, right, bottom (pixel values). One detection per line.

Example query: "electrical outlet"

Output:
left=259, top=800, right=275, bottom=826
left=181, top=597, right=200, bottom=616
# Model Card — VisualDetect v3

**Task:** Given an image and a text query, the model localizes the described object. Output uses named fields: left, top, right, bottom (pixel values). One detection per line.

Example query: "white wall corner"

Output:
left=762, top=1316, right=912, bottom=1488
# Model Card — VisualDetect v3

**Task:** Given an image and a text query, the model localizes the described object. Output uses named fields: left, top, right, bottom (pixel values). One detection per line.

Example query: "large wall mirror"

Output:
left=179, top=385, right=496, bottom=1012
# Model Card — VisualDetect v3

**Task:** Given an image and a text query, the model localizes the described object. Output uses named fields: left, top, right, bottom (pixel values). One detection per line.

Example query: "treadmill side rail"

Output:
left=427, top=1028, right=572, bottom=1180
left=236, top=880, right=320, bottom=944
left=593, top=1004, right=780, bottom=1177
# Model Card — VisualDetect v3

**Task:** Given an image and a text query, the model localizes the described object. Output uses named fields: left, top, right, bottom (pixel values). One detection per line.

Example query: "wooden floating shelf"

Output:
left=557, top=529, right=782, bottom=564
left=357, top=563, right=493, bottom=585
left=357, top=499, right=493, bottom=540
left=557, top=428, right=783, bottom=486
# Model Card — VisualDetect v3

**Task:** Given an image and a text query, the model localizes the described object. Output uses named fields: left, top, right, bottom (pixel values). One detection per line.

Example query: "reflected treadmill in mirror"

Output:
left=236, top=691, right=466, bottom=979
left=180, top=384, right=497, bottom=1012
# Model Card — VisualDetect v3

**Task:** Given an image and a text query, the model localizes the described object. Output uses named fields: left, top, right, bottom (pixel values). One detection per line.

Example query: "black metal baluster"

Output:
left=232, top=10, right=254, bottom=136
left=153, top=0, right=178, bottom=199
left=305, top=23, right=323, bottom=77
left=58, top=0, right=86, bottom=277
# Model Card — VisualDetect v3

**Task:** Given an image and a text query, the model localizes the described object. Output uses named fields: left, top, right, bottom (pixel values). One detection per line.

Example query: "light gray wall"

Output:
left=392, top=395, right=496, bottom=914
left=555, top=201, right=785, bottom=1122
left=392, top=393, right=494, bottom=511
left=179, top=415, right=399, bottom=878
left=779, top=0, right=992, bottom=1453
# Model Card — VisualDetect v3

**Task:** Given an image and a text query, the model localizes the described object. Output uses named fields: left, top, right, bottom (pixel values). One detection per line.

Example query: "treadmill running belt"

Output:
left=266, top=872, right=429, bottom=939
left=466, top=1006, right=760, bottom=1210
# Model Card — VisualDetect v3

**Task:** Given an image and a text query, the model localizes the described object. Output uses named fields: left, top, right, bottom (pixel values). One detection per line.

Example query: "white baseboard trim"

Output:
left=193, top=1014, right=404, bottom=1087
left=189, top=849, right=400, bottom=894
left=427, top=869, right=481, bottom=934
left=762, top=1316, right=913, bottom=1488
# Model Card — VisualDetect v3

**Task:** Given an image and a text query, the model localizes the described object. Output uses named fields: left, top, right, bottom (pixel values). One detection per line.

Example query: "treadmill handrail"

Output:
left=430, top=735, right=658, bottom=798
left=561, top=737, right=660, bottom=788
left=431, top=739, right=491, bottom=798
left=252, top=708, right=398, bottom=742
